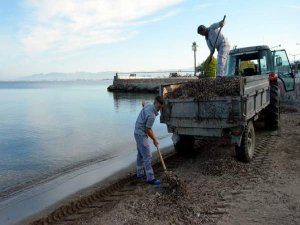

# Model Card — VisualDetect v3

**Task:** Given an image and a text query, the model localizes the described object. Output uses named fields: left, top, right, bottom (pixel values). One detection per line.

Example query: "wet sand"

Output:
left=29, top=104, right=300, bottom=225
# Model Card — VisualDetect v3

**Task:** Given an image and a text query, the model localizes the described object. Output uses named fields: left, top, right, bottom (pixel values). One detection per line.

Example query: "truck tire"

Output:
left=235, top=120, right=255, bottom=162
left=265, top=81, right=279, bottom=130
left=174, top=135, right=195, bottom=155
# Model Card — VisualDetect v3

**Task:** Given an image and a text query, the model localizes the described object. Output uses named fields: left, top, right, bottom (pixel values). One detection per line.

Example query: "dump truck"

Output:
left=160, top=45, right=295, bottom=162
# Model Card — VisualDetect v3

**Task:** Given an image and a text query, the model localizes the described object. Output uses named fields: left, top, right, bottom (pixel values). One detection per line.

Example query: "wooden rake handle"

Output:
left=212, top=15, right=226, bottom=51
left=156, top=146, right=167, bottom=171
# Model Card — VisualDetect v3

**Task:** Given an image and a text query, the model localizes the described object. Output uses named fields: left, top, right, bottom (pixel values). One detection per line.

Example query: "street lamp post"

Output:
left=192, top=42, right=198, bottom=76
left=290, top=54, right=300, bottom=63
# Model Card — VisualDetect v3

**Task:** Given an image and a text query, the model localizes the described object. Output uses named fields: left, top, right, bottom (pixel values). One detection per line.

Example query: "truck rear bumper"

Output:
left=167, top=124, right=244, bottom=145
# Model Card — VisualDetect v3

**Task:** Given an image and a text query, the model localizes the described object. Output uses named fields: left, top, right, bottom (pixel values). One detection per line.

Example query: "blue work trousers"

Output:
left=134, top=133, right=154, bottom=181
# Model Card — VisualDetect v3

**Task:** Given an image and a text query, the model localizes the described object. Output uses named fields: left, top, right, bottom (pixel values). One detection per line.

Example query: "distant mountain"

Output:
left=16, top=68, right=194, bottom=81
left=19, top=72, right=116, bottom=81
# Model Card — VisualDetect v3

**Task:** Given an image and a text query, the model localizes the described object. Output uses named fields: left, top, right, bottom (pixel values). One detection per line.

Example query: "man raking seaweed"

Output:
left=134, top=96, right=185, bottom=194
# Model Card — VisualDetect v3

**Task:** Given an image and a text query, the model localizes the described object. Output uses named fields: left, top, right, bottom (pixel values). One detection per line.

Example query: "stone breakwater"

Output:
left=107, top=76, right=197, bottom=93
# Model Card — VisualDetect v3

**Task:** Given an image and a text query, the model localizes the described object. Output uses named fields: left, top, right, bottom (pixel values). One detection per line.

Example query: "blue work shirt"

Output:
left=134, top=102, right=158, bottom=136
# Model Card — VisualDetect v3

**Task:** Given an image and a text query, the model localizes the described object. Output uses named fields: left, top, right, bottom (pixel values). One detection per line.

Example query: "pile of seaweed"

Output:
left=166, top=77, right=241, bottom=100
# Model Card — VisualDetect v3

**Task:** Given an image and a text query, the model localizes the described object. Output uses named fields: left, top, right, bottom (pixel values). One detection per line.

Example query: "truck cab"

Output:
left=224, top=45, right=295, bottom=91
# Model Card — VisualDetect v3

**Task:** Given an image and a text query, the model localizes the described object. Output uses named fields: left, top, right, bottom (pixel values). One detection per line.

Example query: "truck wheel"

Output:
left=265, top=81, right=279, bottom=130
left=174, top=135, right=195, bottom=155
left=235, top=120, right=255, bottom=162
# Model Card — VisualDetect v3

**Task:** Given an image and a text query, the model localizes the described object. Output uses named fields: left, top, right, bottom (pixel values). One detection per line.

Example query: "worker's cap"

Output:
left=155, top=96, right=164, bottom=105
left=197, top=25, right=206, bottom=34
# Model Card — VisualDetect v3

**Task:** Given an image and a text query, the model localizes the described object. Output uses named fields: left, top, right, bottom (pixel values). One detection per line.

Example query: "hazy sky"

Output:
left=0, top=0, right=299, bottom=79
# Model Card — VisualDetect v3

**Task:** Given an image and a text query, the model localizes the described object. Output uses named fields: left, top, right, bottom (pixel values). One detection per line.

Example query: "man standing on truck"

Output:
left=134, top=96, right=164, bottom=185
left=197, top=19, right=230, bottom=77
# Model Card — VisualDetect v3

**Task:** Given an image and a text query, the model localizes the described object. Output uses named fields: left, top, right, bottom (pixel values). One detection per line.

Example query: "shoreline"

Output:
left=0, top=154, right=117, bottom=202
left=25, top=146, right=175, bottom=225
left=0, top=136, right=173, bottom=225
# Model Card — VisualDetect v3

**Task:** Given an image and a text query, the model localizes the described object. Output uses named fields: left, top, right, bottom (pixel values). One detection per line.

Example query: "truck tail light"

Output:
left=231, top=130, right=242, bottom=136
left=269, top=72, right=278, bottom=81
left=230, top=126, right=243, bottom=136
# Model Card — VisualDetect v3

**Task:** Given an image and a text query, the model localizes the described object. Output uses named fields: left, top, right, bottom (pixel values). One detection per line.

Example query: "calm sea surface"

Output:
left=0, top=80, right=169, bottom=198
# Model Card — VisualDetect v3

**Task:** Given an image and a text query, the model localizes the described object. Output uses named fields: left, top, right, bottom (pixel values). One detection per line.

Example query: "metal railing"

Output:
left=114, top=71, right=198, bottom=79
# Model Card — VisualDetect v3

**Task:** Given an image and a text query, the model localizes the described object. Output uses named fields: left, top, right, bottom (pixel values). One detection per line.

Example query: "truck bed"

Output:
left=160, top=75, right=270, bottom=142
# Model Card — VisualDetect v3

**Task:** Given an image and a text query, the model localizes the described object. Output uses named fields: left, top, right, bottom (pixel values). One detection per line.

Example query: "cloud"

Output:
left=20, top=0, right=183, bottom=54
